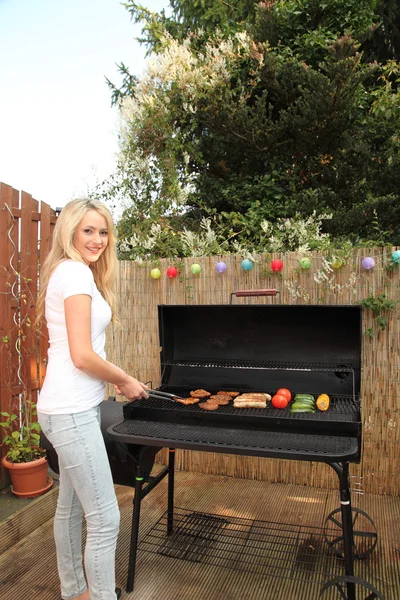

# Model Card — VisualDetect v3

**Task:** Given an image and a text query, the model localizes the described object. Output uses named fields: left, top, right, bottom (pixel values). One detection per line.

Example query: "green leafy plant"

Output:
left=359, top=292, right=398, bottom=336
left=0, top=394, right=45, bottom=463
left=370, top=209, right=392, bottom=247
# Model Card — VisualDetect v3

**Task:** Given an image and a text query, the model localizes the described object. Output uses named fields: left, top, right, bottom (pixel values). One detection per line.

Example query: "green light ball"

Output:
left=151, top=268, right=161, bottom=279
left=299, top=257, right=312, bottom=270
left=190, top=263, right=201, bottom=275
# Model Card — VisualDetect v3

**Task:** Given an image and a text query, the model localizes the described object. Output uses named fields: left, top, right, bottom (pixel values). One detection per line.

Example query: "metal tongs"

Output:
left=147, top=390, right=183, bottom=402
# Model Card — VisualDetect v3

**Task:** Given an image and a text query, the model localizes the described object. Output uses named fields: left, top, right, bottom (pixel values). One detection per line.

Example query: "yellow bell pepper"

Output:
left=316, top=393, right=330, bottom=411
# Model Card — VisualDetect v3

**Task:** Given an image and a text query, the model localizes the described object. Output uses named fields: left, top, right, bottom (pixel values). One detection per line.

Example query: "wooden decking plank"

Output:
left=0, top=471, right=398, bottom=599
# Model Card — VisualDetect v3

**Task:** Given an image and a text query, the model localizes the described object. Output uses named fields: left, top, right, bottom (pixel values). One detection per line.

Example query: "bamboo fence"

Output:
left=105, top=249, right=400, bottom=496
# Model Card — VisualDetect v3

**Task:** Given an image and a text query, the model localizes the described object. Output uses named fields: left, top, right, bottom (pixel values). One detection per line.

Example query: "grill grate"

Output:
left=120, top=387, right=361, bottom=457
left=158, top=513, right=229, bottom=562
left=139, top=507, right=345, bottom=585
left=112, top=419, right=359, bottom=461
left=134, top=390, right=360, bottom=420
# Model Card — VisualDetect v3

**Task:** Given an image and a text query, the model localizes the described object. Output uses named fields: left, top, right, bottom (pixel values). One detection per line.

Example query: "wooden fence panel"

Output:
left=0, top=183, right=56, bottom=489
left=8, top=190, right=20, bottom=400
left=0, top=186, right=15, bottom=413
left=20, top=192, right=39, bottom=402
left=0, top=184, right=20, bottom=488
left=38, top=200, right=56, bottom=388
left=0, top=186, right=20, bottom=399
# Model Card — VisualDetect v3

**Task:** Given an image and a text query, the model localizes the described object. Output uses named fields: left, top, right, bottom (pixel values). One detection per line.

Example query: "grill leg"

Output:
left=123, top=445, right=169, bottom=592
left=331, top=462, right=356, bottom=600
left=126, top=472, right=144, bottom=592
left=167, top=449, right=175, bottom=535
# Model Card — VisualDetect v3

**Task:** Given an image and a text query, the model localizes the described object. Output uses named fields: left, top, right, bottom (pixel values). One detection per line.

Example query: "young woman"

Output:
left=36, top=198, right=148, bottom=600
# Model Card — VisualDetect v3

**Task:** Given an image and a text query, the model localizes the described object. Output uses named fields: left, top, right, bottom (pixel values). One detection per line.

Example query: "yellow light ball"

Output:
left=151, top=268, right=161, bottom=279
left=331, top=258, right=343, bottom=269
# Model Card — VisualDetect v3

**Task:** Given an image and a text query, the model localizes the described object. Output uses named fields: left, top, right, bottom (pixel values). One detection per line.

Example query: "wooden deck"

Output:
left=0, top=468, right=399, bottom=599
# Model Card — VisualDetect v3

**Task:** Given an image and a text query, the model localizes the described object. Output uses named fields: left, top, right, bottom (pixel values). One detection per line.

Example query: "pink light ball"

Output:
left=166, top=266, right=178, bottom=278
left=150, top=268, right=161, bottom=279
left=361, top=257, right=375, bottom=270
left=190, top=263, right=201, bottom=275
left=271, top=259, right=283, bottom=273
left=241, top=259, right=253, bottom=271
left=215, top=261, right=227, bottom=273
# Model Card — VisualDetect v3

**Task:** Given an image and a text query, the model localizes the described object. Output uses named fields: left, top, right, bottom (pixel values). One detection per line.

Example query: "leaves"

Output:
left=359, top=292, right=398, bottom=335
left=0, top=402, right=46, bottom=463
left=98, top=0, right=400, bottom=253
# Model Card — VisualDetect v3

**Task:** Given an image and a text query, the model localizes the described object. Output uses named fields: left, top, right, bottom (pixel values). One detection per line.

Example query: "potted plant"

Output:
left=1, top=393, right=52, bottom=497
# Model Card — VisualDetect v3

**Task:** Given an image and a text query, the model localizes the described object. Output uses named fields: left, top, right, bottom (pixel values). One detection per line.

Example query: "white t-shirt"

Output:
left=38, top=260, right=112, bottom=414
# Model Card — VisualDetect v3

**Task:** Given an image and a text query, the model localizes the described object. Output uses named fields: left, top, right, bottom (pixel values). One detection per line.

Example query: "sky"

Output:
left=0, top=0, right=169, bottom=211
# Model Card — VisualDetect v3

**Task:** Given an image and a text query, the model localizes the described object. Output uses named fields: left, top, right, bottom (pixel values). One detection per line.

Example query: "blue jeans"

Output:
left=38, top=406, right=120, bottom=600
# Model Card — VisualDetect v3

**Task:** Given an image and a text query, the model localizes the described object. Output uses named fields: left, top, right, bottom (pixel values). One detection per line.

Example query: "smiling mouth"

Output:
left=87, top=247, right=102, bottom=253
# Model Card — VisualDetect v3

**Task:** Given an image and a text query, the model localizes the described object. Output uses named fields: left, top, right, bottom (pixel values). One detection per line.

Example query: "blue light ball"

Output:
left=392, top=250, right=400, bottom=263
left=241, top=259, right=254, bottom=271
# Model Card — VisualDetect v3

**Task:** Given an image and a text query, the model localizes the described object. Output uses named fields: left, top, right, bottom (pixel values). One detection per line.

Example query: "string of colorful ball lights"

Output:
left=149, top=251, right=400, bottom=279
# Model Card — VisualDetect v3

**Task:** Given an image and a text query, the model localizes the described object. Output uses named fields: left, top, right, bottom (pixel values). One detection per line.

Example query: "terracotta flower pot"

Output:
left=2, top=455, right=53, bottom=498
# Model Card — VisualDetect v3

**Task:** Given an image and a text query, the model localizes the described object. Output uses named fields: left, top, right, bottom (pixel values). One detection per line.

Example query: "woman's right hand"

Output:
left=116, top=376, right=149, bottom=400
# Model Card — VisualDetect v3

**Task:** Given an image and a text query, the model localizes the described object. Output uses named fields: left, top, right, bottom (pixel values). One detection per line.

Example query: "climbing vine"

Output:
left=359, top=292, right=398, bottom=337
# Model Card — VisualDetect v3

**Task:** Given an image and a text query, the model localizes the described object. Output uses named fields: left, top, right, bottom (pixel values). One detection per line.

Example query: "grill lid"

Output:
left=158, top=305, right=362, bottom=396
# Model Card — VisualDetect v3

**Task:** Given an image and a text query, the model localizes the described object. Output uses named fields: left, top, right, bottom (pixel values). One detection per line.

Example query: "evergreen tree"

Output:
left=100, top=1, right=400, bottom=252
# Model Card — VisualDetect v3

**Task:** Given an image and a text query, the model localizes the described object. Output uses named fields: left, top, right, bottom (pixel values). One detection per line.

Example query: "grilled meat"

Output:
left=199, top=401, right=219, bottom=411
left=176, top=397, right=201, bottom=405
left=190, top=389, right=211, bottom=399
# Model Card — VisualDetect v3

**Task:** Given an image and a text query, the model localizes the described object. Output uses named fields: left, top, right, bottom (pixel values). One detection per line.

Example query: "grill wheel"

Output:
left=320, top=575, right=384, bottom=599
left=323, top=507, right=378, bottom=559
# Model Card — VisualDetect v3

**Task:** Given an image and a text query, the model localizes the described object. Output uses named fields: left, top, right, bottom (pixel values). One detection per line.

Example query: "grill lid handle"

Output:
left=230, top=289, right=279, bottom=303
left=235, top=289, right=278, bottom=297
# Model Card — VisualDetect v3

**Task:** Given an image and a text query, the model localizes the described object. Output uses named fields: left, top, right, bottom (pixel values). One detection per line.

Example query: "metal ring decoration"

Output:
left=320, top=575, right=385, bottom=599
left=324, top=507, right=378, bottom=559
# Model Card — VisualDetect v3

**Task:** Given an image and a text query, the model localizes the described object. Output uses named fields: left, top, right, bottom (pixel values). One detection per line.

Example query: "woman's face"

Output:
left=74, top=210, right=109, bottom=265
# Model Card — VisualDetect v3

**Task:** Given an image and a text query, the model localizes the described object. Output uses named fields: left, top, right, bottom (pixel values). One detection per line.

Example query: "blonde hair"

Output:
left=36, top=198, right=119, bottom=325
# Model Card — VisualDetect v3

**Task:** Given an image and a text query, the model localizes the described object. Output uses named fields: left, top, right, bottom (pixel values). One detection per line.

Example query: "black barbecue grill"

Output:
left=107, top=296, right=383, bottom=599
